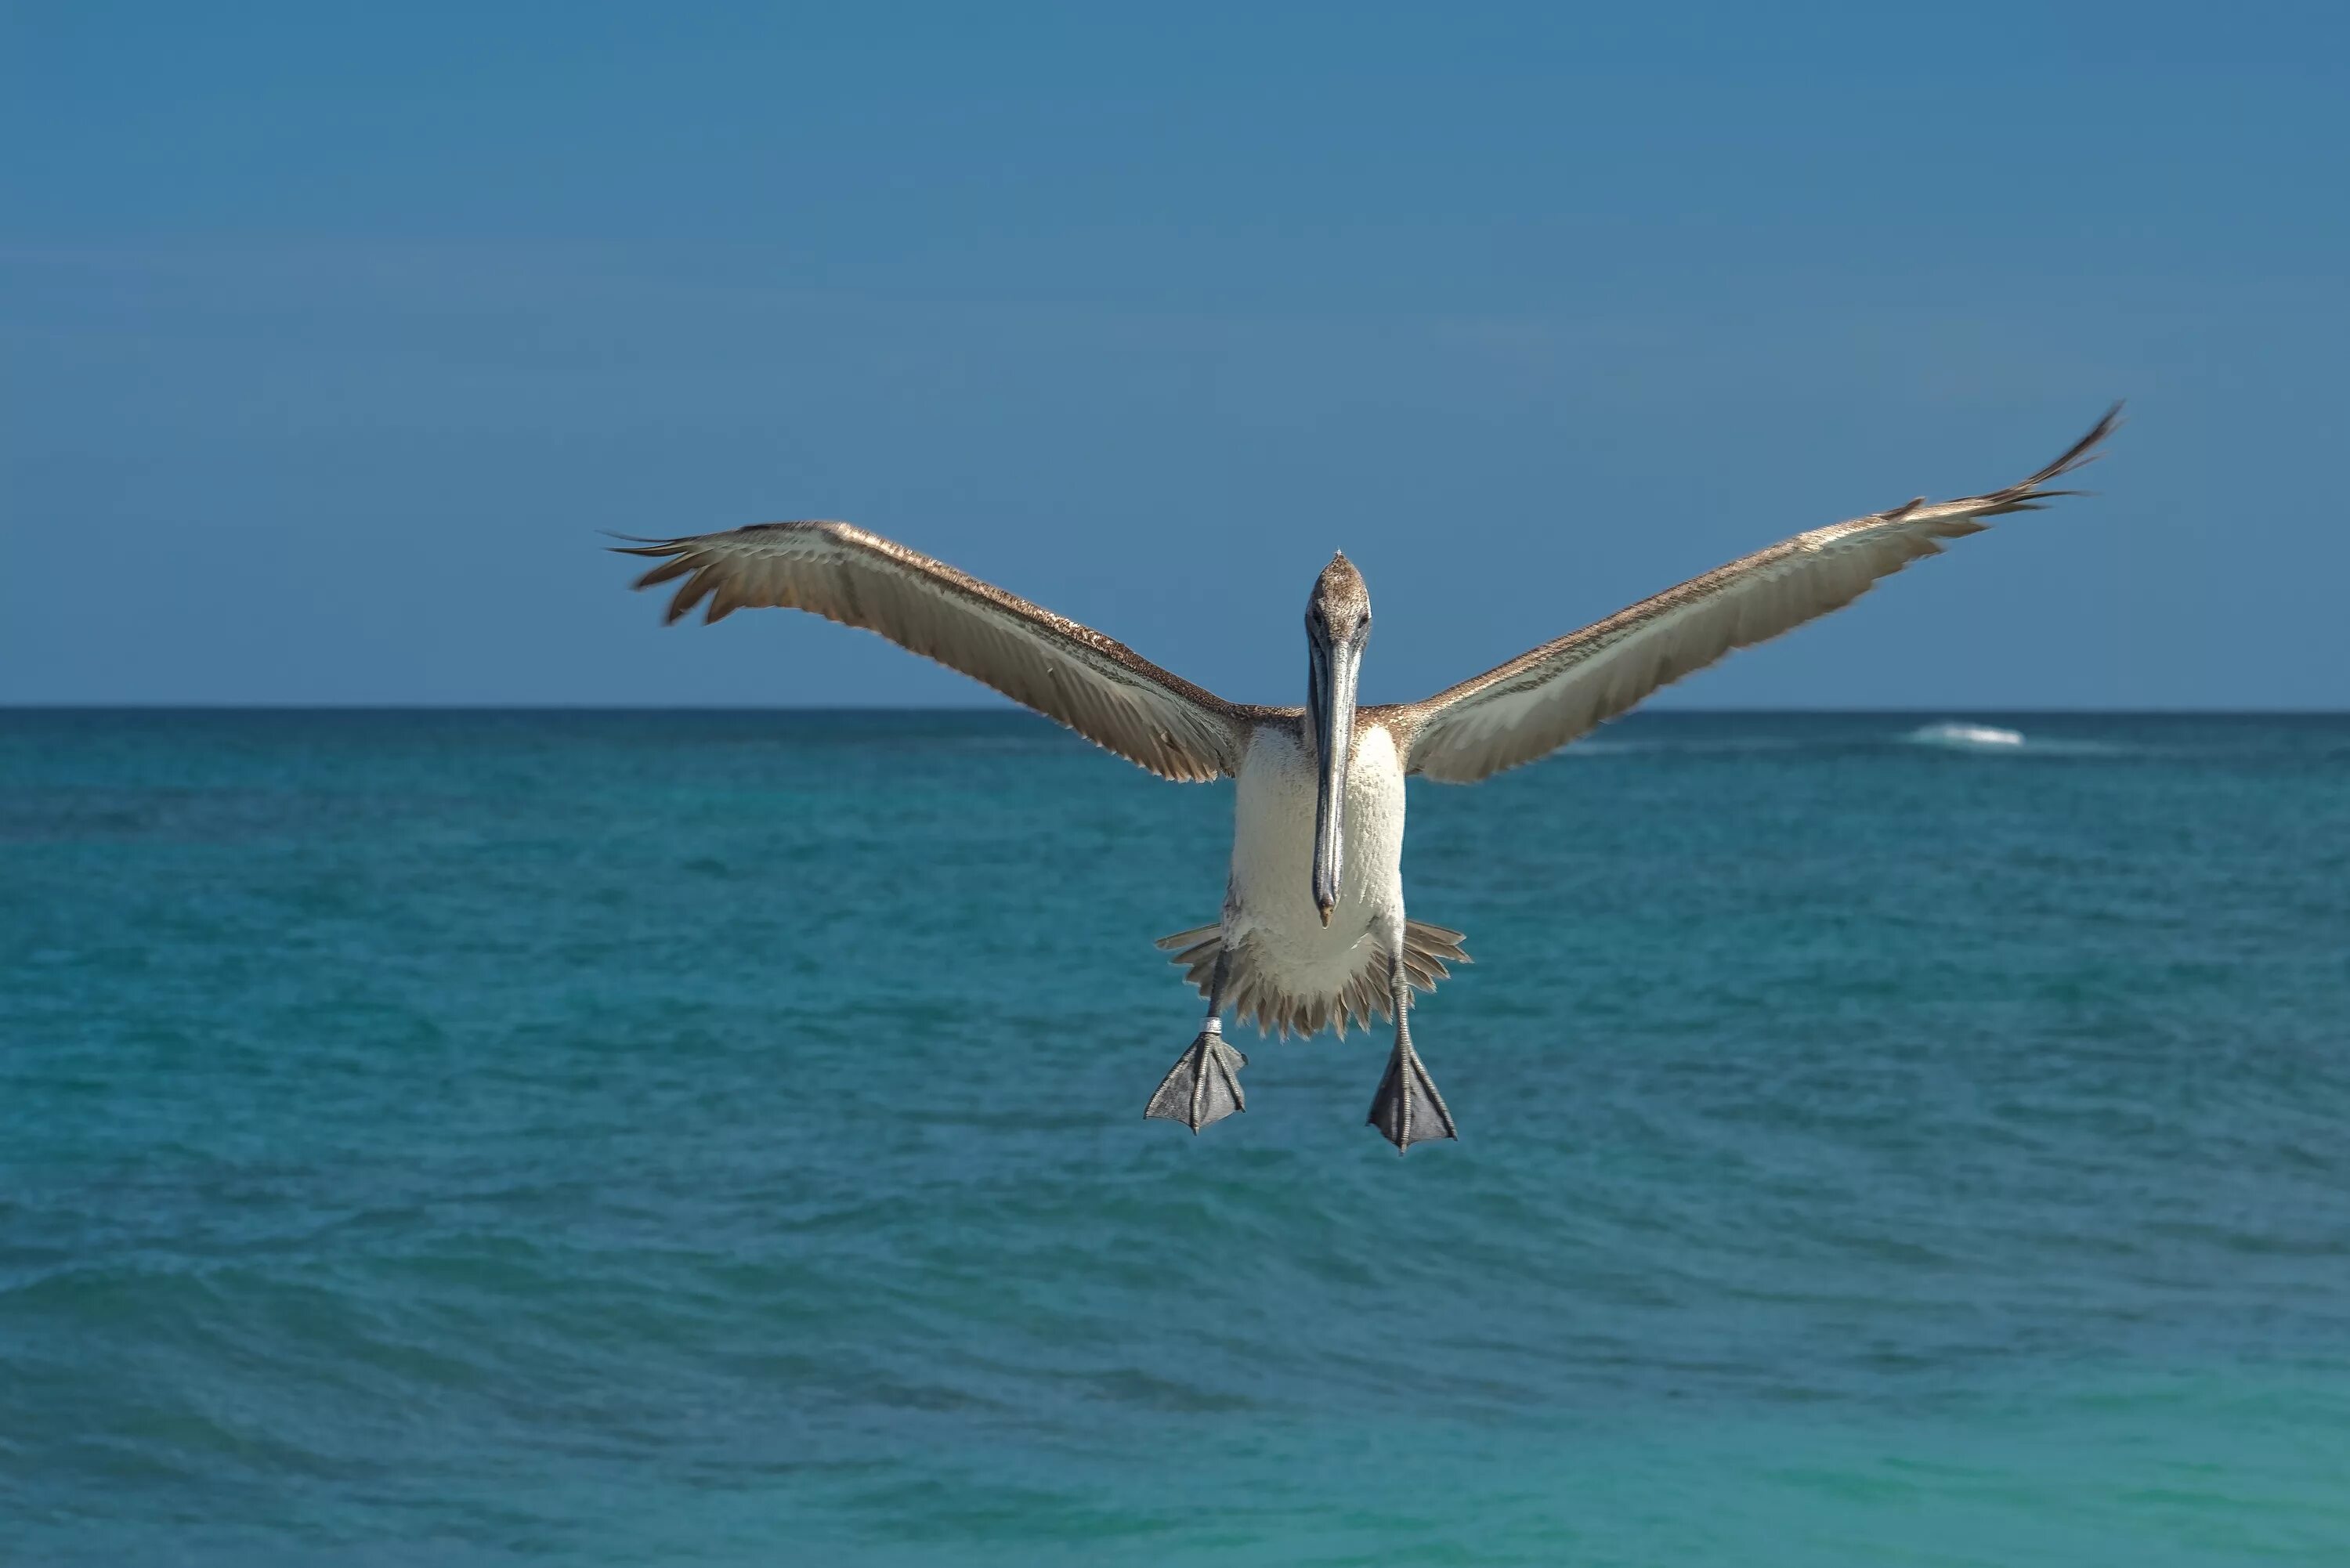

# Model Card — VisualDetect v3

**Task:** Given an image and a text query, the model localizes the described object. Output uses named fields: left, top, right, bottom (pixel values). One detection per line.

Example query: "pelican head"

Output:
left=1304, top=552, right=1371, bottom=927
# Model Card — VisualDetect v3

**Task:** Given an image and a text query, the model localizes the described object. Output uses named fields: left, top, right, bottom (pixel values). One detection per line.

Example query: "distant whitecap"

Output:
left=1907, top=721, right=2026, bottom=750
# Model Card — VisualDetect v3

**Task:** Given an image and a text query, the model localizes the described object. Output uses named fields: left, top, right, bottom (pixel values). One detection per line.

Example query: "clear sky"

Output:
left=5, top=2, right=2346, bottom=710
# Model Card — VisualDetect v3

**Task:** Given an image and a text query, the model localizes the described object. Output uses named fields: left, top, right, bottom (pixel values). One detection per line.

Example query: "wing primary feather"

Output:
left=609, top=519, right=1253, bottom=781
left=631, top=557, right=693, bottom=589
left=1397, top=406, right=2122, bottom=782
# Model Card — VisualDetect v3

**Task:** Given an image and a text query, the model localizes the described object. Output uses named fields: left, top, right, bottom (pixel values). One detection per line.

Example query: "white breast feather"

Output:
left=1217, top=723, right=1411, bottom=1035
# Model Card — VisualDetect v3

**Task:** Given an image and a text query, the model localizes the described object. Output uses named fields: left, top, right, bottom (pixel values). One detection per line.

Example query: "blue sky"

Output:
left=5, top=2, right=2346, bottom=708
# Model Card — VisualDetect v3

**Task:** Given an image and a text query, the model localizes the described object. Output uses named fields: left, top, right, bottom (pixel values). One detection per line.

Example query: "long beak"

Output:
left=1309, top=635, right=1360, bottom=927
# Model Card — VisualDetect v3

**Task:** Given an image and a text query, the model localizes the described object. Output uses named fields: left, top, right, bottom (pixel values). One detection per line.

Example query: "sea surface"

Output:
left=5, top=709, right=2348, bottom=1566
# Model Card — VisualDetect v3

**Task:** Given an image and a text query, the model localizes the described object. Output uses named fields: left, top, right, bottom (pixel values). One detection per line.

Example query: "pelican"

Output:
left=615, top=408, right=2118, bottom=1151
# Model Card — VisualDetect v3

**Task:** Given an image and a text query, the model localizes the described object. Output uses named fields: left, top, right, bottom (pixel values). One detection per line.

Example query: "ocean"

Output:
left=4, top=709, right=2346, bottom=1566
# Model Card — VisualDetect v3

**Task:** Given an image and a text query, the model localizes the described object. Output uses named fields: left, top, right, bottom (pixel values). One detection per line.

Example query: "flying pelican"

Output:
left=615, top=408, right=2118, bottom=1151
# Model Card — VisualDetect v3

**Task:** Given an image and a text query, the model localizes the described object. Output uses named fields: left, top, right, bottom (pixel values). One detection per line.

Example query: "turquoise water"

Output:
left=5, top=709, right=2348, bottom=1565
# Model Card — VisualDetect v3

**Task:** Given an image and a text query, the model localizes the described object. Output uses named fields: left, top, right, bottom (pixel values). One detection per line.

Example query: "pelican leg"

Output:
left=1367, top=937, right=1457, bottom=1154
left=1146, top=947, right=1248, bottom=1133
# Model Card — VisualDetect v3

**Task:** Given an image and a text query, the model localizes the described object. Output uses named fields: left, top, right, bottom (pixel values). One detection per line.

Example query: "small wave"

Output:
left=1906, top=721, right=2026, bottom=751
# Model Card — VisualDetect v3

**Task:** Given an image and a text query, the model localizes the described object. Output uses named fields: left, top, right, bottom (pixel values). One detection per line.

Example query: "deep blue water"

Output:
left=5, top=709, right=2348, bottom=1566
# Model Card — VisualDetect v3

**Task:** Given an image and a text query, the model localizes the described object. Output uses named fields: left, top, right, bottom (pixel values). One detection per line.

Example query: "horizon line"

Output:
left=5, top=703, right=2349, bottom=718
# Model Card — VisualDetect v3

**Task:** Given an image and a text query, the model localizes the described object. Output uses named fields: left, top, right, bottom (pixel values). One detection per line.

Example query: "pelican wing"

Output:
left=1394, top=408, right=2121, bottom=783
left=616, top=522, right=1255, bottom=781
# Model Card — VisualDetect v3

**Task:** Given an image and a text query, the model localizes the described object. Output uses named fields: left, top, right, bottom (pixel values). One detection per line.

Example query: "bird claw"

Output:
left=1367, top=1039, right=1456, bottom=1153
left=1145, top=1028, right=1248, bottom=1133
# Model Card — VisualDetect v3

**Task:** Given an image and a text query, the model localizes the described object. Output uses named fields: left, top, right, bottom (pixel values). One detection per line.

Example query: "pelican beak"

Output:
left=1308, top=630, right=1361, bottom=927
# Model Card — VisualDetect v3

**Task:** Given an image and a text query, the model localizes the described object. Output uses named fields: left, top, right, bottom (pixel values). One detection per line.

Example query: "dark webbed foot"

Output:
left=1145, top=1025, right=1249, bottom=1133
left=1367, top=1039, right=1457, bottom=1153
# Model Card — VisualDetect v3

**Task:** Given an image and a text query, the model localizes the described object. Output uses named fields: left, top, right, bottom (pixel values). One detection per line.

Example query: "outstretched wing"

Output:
left=615, top=522, right=1256, bottom=781
left=1393, top=406, right=2121, bottom=783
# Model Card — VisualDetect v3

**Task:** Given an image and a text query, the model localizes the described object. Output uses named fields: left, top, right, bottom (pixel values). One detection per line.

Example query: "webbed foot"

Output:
left=1145, top=1025, right=1248, bottom=1133
left=1367, top=1039, right=1456, bottom=1153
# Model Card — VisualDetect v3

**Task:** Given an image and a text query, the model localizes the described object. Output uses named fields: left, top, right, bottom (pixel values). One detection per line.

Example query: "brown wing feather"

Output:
left=615, top=522, right=1259, bottom=781
left=1395, top=406, right=2122, bottom=783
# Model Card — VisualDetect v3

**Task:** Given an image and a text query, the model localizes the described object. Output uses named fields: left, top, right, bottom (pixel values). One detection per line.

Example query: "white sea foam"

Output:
left=1906, top=721, right=2026, bottom=750
left=1559, top=721, right=2130, bottom=761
